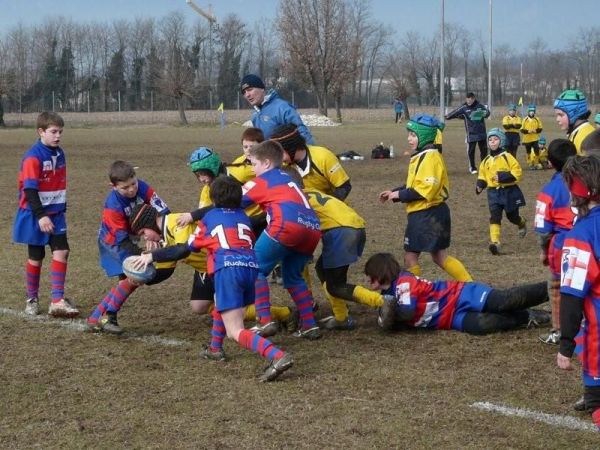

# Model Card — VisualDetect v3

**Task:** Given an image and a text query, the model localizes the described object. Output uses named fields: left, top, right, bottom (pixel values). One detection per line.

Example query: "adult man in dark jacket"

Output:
left=446, top=92, right=490, bottom=174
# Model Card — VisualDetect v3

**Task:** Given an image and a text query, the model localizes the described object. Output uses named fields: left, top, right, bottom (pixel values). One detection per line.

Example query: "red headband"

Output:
left=568, top=175, right=595, bottom=199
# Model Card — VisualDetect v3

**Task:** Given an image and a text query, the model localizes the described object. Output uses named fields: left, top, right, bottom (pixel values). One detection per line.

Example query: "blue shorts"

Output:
left=213, top=266, right=258, bottom=312
left=487, top=185, right=526, bottom=214
left=254, top=233, right=312, bottom=287
left=404, top=203, right=451, bottom=253
left=13, top=209, right=67, bottom=246
left=451, top=282, right=493, bottom=331
left=321, top=227, right=365, bottom=269
left=98, top=239, right=136, bottom=277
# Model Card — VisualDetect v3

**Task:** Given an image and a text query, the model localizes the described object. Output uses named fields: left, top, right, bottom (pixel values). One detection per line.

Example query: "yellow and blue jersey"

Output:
left=405, top=148, right=449, bottom=214
left=295, top=145, right=350, bottom=197
left=304, top=189, right=365, bottom=231
left=569, top=121, right=594, bottom=154
left=155, top=213, right=207, bottom=272
left=520, top=116, right=543, bottom=144
left=477, top=151, right=522, bottom=188
left=502, top=114, right=522, bottom=134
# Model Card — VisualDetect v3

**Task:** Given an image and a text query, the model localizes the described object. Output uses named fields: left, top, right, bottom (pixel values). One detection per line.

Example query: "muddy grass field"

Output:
left=1, top=114, right=598, bottom=448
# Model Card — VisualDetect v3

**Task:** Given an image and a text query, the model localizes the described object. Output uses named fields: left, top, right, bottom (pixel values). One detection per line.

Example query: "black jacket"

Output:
left=445, top=100, right=490, bottom=143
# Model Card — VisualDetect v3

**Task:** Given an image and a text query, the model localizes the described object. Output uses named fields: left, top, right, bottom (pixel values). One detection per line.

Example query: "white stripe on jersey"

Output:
left=38, top=189, right=66, bottom=206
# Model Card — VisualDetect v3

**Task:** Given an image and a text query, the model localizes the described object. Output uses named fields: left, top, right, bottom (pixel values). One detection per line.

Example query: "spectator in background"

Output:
left=393, top=97, right=404, bottom=123
left=240, top=74, right=314, bottom=144
left=445, top=92, right=490, bottom=174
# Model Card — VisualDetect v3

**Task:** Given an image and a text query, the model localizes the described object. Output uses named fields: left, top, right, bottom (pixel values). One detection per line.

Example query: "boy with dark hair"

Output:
left=242, top=140, right=322, bottom=339
left=131, top=176, right=293, bottom=381
left=13, top=111, right=79, bottom=317
left=365, top=253, right=550, bottom=334
left=535, top=139, right=577, bottom=345
left=475, top=128, right=527, bottom=255
left=379, top=114, right=472, bottom=281
left=557, top=155, right=600, bottom=429
left=86, top=160, right=169, bottom=333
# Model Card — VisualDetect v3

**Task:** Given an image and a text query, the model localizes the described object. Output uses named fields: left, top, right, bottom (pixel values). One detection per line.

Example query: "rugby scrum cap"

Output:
left=539, top=135, right=546, bottom=145
left=406, top=114, right=440, bottom=149
left=240, top=74, right=265, bottom=93
left=527, top=104, right=536, bottom=112
left=271, top=123, right=307, bottom=159
left=595, top=112, right=600, bottom=125
left=188, top=147, right=222, bottom=177
left=129, top=203, right=159, bottom=235
left=553, top=89, right=589, bottom=125
left=487, top=128, right=506, bottom=149
left=508, top=103, right=517, bottom=111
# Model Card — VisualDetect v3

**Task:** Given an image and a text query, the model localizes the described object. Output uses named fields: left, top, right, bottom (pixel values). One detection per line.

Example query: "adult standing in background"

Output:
left=393, top=97, right=404, bottom=123
left=240, top=74, right=314, bottom=144
left=445, top=92, right=490, bottom=174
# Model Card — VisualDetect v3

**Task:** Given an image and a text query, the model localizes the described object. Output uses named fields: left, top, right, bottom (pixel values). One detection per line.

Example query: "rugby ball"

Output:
left=122, top=256, right=156, bottom=284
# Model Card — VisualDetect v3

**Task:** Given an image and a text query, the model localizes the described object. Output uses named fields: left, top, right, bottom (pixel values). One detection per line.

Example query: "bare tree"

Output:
left=157, top=12, right=195, bottom=124
left=215, top=14, right=247, bottom=108
left=277, top=0, right=352, bottom=116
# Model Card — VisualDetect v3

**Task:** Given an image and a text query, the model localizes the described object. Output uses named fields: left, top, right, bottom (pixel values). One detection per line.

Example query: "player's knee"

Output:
left=190, top=300, right=211, bottom=314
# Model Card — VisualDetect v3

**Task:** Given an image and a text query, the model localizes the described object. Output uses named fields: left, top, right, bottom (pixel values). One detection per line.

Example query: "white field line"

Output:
left=471, top=401, right=597, bottom=432
left=0, top=307, right=189, bottom=348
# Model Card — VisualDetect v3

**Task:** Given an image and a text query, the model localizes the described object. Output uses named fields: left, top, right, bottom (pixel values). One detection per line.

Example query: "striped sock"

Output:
left=49, top=259, right=67, bottom=302
left=238, top=329, right=284, bottom=360
left=254, top=276, right=272, bottom=324
left=25, top=261, right=41, bottom=299
left=287, top=285, right=316, bottom=329
left=88, top=279, right=137, bottom=322
left=209, top=309, right=226, bottom=351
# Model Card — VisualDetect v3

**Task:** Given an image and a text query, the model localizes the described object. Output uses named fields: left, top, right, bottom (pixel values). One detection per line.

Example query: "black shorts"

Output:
left=27, top=234, right=70, bottom=260
left=191, top=270, right=215, bottom=301
left=404, top=203, right=451, bottom=253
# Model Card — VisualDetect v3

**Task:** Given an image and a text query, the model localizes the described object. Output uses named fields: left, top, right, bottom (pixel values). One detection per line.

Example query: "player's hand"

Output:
left=130, top=253, right=153, bottom=271
left=475, top=186, right=482, bottom=195
left=38, top=216, right=54, bottom=234
left=556, top=352, right=573, bottom=370
left=492, top=174, right=499, bottom=183
left=379, top=190, right=398, bottom=203
left=145, top=240, right=160, bottom=251
left=176, top=213, right=193, bottom=227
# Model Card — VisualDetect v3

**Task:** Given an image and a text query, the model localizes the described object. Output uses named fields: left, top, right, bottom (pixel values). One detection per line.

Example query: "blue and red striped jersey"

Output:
left=534, top=172, right=576, bottom=249
left=560, top=206, right=600, bottom=377
left=98, top=179, right=169, bottom=246
left=386, top=271, right=465, bottom=330
left=16, top=139, right=67, bottom=215
left=241, top=168, right=321, bottom=255
left=188, top=208, right=257, bottom=274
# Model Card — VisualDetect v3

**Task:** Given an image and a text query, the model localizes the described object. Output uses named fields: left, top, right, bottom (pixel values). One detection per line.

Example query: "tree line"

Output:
left=1, top=0, right=599, bottom=125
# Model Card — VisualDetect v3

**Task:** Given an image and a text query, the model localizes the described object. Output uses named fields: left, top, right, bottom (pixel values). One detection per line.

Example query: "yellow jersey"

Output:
left=154, top=213, right=207, bottom=272
left=304, top=189, right=365, bottom=231
left=521, top=116, right=543, bottom=144
left=477, top=151, right=522, bottom=188
left=405, top=148, right=449, bottom=214
left=295, top=145, right=350, bottom=197
left=502, top=114, right=522, bottom=134
left=569, top=121, right=594, bottom=154
left=196, top=157, right=262, bottom=217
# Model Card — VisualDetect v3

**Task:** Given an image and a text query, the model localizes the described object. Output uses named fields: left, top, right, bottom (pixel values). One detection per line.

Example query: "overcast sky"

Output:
left=1, top=0, right=595, bottom=51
